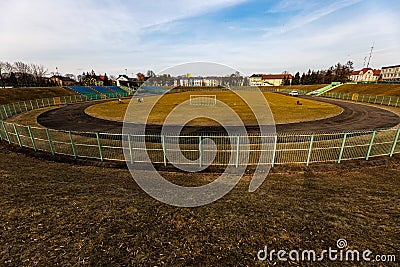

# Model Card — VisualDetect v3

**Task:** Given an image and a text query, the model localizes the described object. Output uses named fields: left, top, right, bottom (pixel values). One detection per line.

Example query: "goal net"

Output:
left=189, top=95, right=217, bottom=106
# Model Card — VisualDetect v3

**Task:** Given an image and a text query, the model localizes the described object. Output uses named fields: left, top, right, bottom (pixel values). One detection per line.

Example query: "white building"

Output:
left=349, top=68, right=381, bottom=82
left=381, top=65, right=400, bottom=81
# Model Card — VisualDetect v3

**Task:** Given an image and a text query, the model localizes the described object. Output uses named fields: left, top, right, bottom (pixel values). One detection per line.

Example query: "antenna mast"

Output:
left=366, top=42, right=375, bottom=68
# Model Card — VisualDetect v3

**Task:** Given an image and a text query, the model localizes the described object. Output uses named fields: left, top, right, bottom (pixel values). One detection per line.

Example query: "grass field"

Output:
left=86, top=92, right=342, bottom=125
left=0, top=143, right=399, bottom=266
left=258, top=84, right=324, bottom=92
left=0, top=87, right=76, bottom=105
left=330, top=84, right=400, bottom=96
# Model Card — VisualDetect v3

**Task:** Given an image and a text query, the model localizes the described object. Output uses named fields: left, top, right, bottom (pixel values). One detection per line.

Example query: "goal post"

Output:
left=189, top=95, right=217, bottom=106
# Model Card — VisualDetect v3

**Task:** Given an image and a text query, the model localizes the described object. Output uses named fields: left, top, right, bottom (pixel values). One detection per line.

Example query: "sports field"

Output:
left=86, top=92, right=342, bottom=125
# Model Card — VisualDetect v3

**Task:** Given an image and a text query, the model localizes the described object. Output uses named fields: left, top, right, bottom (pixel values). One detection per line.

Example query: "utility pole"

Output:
left=366, top=42, right=375, bottom=68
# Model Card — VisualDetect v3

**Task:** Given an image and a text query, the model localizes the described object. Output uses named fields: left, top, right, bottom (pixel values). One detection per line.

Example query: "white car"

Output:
left=289, top=90, right=299, bottom=96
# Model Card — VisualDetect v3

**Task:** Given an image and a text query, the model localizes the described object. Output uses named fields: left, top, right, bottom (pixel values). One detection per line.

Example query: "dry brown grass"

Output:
left=86, top=92, right=342, bottom=125
left=0, top=142, right=399, bottom=266
left=331, top=84, right=400, bottom=96
left=0, top=87, right=76, bottom=105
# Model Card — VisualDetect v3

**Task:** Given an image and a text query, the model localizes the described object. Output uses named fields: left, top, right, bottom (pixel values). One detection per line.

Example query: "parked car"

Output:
left=289, top=90, right=299, bottom=96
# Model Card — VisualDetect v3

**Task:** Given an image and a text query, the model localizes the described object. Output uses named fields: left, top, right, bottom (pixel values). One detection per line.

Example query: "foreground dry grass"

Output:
left=331, top=84, right=400, bottom=96
left=86, top=92, right=342, bottom=125
left=0, top=142, right=399, bottom=266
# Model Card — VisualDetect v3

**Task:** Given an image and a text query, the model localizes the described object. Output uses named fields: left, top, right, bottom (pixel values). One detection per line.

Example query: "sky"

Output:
left=1, top=0, right=399, bottom=77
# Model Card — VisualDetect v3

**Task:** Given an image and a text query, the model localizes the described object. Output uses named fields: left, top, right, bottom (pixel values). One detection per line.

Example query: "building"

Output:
left=249, top=74, right=263, bottom=86
left=49, top=75, right=76, bottom=86
left=349, top=68, right=381, bottom=83
left=203, top=77, right=221, bottom=87
left=249, top=73, right=293, bottom=86
left=262, top=74, right=293, bottom=86
left=380, top=65, right=400, bottom=81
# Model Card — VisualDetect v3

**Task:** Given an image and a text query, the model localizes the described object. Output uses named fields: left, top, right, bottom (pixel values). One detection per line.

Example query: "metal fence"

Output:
left=0, top=93, right=399, bottom=166
left=322, top=92, right=400, bottom=108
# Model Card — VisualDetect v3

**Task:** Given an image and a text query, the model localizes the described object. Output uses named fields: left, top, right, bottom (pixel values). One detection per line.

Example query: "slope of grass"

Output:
left=330, top=84, right=400, bottom=96
left=258, top=84, right=325, bottom=92
left=0, top=87, right=76, bottom=105
left=0, top=143, right=399, bottom=266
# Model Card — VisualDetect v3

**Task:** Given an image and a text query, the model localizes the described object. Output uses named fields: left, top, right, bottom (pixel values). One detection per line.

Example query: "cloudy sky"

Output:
left=1, top=0, right=399, bottom=76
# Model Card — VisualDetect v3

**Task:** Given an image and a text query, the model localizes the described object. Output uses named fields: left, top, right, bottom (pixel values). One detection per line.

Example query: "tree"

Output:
left=146, top=70, right=156, bottom=77
left=292, top=72, right=301, bottom=85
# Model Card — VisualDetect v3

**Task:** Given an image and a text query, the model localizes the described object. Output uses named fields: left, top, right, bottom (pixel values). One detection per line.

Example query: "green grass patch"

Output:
left=0, top=87, right=76, bottom=105
left=331, top=84, right=400, bottom=96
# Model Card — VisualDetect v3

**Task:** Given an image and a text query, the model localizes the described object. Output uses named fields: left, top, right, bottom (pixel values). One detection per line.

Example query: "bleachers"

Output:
left=68, top=86, right=102, bottom=100
left=107, top=86, right=129, bottom=96
left=90, top=86, right=119, bottom=98
left=136, top=86, right=167, bottom=95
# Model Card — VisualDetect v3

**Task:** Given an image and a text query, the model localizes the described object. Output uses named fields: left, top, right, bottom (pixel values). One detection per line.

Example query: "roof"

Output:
left=351, top=68, right=381, bottom=76
left=382, top=64, right=400, bottom=69
left=249, top=74, right=263, bottom=78
left=262, top=74, right=293, bottom=79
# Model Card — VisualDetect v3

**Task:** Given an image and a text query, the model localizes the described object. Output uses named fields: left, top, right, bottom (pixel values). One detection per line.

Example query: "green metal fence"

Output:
left=0, top=93, right=399, bottom=166
left=322, top=92, right=400, bottom=108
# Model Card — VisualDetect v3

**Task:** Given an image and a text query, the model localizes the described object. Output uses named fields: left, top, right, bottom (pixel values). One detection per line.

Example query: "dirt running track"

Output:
left=37, top=96, right=400, bottom=134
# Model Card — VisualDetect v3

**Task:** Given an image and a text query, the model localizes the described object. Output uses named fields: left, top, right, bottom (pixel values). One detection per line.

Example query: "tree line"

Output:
left=290, top=61, right=354, bottom=85
left=0, top=61, right=52, bottom=87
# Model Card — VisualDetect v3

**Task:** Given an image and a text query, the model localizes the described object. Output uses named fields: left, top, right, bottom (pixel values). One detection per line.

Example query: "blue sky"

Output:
left=1, top=0, right=399, bottom=76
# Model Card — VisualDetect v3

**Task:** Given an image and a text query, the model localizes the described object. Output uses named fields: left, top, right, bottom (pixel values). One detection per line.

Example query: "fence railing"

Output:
left=322, top=92, right=400, bottom=108
left=0, top=92, right=399, bottom=166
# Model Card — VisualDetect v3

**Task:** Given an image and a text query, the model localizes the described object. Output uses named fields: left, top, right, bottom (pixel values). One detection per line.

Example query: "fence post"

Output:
left=380, top=97, right=384, bottom=105
left=1, top=121, right=10, bottom=144
left=36, top=99, right=40, bottom=108
left=271, top=135, right=278, bottom=167
left=12, top=103, right=17, bottom=115
left=161, top=135, right=167, bottom=166
left=388, top=97, right=391, bottom=106
left=29, top=100, right=33, bottom=110
left=367, top=95, right=371, bottom=103
left=27, top=126, right=37, bottom=151
left=306, top=134, right=314, bottom=166
left=13, top=124, right=22, bottom=147
left=235, top=136, right=240, bottom=168
left=361, top=95, right=365, bottom=103
left=45, top=128, right=55, bottom=155
left=395, top=97, right=399, bottom=108
left=69, top=131, right=77, bottom=159
left=23, top=101, right=28, bottom=112
left=3, top=106, right=8, bottom=118
left=199, top=136, right=202, bottom=167
left=374, top=96, right=378, bottom=104
left=366, top=131, right=376, bottom=160
left=96, top=133, right=103, bottom=161
left=338, top=133, right=347, bottom=163
left=47, top=98, right=51, bottom=106
left=128, top=134, right=134, bottom=164
left=389, top=128, right=400, bottom=157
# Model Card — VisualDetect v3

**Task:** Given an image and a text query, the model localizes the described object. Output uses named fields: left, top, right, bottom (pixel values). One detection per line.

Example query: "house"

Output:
left=49, top=75, right=76, bottom=86
left=349, top=68, right=381, bottom=83
left=249, top=74, right=263, bottom=86
left=203, top=77, right=221, bottom=87
left=380, top=65, right=400, bottom=81
left=262, top=74, right=293, bottom=86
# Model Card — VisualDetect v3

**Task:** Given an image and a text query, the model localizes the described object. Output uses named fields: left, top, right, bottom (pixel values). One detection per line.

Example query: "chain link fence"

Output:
left=0, top=93, right=399, bottom=166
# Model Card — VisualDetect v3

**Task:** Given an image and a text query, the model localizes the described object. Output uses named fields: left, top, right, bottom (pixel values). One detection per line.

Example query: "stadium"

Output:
left=1, top=83, right=399, bottom=167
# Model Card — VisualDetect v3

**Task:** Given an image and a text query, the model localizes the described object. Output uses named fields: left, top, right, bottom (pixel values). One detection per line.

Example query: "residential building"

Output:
left=49, top=75, right=76, bottom=86
left=249, top=74, right=263, bottom=86
left=262, top=74, right=293, bottom=86
left=349, top=68, right=381, bottom=82
left=380, top=65, right=400, bottom=81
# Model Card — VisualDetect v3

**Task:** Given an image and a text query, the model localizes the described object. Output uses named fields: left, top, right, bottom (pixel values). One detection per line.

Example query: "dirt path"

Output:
left=37, top=97, right=400, bottom=134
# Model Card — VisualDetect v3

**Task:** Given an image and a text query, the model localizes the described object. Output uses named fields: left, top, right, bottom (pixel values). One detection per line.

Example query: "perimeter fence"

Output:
left=0, top=91, right=399, bottom=167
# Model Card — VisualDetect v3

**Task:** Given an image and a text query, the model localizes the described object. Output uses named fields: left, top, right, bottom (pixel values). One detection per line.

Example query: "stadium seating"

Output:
left=106, top=86, right=129, bottom=97
left=136, top=86, right=166, bottom=95
left=90, top=86, right=119, bottom=98
left=68, top=86, right=102, bottom=100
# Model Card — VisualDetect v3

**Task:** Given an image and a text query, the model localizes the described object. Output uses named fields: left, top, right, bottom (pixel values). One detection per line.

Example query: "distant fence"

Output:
left=0, top=92, right=399, bottom=166
left=322, top=92, right=400, bottom=108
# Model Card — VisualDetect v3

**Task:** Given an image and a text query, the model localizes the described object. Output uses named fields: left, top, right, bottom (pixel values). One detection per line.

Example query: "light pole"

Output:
left=125, top=69, right=128, bottom=76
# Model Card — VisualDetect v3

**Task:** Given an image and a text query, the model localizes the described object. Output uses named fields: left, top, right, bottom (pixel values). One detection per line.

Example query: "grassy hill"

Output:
left=330, top=84, right=400, bottom=96
left=0, top=87, right=76, bottom=104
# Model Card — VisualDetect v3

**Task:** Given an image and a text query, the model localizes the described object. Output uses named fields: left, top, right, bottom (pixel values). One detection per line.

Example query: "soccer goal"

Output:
left=189, top=95, right=217, bottom=106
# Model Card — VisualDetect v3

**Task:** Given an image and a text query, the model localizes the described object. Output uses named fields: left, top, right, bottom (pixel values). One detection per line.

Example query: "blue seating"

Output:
left=107, top=86, right=129, bottom=97
left=90, top=86, right=119, bottom=98
left=136, top=86, right=166, bottom=95
left=68, top=86, right=102, bottom=100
